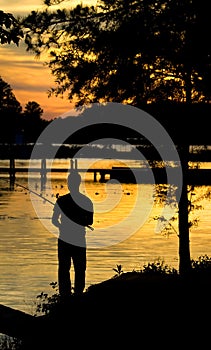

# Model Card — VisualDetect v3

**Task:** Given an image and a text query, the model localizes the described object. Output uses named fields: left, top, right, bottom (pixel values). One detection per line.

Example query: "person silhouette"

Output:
left=52, top=170, right=94, bottom=298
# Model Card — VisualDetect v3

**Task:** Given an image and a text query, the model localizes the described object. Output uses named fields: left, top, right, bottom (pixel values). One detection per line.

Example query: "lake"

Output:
left=0, top=158, right=211, bottom=314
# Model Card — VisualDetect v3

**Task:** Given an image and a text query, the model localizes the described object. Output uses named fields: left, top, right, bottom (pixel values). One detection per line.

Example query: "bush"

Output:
left=34, top=281, right=60, bottom=316
left=0, top=335, right=22, bottom=350
left=191, top=254, right=211, bottom=275
left=141, top=258, right=178, bottom=275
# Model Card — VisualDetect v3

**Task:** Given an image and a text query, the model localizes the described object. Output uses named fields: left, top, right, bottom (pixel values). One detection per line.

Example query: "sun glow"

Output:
left=0, top=0, right=97, bottom=120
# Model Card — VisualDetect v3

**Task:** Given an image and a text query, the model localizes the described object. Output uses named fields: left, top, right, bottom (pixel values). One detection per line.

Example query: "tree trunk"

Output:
left=178, top=144, right=191, bottom=275
left=177, top=61, right=193, bottom=275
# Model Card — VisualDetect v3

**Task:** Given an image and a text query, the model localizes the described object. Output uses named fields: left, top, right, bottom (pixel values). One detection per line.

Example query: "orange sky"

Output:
left=0, top=0, right=96, bottom=120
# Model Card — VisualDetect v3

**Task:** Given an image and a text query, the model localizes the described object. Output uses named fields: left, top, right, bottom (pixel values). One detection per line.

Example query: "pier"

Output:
left=0, top=159, right=211, bottom=184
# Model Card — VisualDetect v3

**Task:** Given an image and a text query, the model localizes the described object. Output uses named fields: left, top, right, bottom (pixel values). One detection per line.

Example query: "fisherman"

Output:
left=52, top=170, right=94, bottom=298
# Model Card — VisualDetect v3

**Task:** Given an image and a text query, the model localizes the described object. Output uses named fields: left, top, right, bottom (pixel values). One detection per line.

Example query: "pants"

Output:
left=58, top=238, right=86, bottom=297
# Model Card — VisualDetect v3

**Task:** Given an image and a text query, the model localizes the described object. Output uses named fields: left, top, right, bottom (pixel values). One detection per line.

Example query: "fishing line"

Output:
left=0, top=176, right=55, bottom=205
left=0, top=177, right=94, bottom=231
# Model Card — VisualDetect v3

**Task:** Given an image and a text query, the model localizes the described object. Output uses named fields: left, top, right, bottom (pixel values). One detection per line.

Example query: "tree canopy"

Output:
left=23, top=101, right=44, bottom=120
left=0, top=77, right=22, bottom=143
left=0, top=10, right=23, bottom=45
left=21, top=0, right=211, bottom=108
left=0, top=76, right=48, bottom=144
left=0, top=77, right=22, bottom=114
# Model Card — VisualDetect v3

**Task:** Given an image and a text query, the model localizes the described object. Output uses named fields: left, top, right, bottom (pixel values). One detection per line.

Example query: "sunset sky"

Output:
left=0, top=0, right=96, bottom=120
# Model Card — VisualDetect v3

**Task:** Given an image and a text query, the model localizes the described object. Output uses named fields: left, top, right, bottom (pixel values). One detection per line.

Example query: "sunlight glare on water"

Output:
left=0, top=159, right=211, bottom=313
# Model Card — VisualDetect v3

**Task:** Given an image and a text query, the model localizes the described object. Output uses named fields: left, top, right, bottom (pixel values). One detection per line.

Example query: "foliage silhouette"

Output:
left=21, top=0, right=211, bottom=107
left=0, top=77, right=22, bottom=143
left=0, top=10, right=23, bottom=45
left=0, top=76, right=50, bottom=144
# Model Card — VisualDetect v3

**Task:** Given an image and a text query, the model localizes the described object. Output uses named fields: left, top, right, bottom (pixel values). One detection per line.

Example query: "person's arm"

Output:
left=52, top=202, right=61, bottom=229
left=85, top=200, right=94, bottom=227
left=86, top=208, right=93, bottom=226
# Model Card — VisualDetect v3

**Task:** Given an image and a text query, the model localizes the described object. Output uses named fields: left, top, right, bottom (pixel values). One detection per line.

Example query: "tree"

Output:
left=20, top=0, right=211, bottom=275
left=22, top=101, right=49, bottom=143
left=21, top=0, right=211, bottom=107
left=0, top=10, right=23, bottom=45
left=0, top=76, right=22, bottom=143
left=0, top=11, right=24, bottom=144
left=23, top=101, right=44, bottom=120
left=0, top=77, right=49, bottom=144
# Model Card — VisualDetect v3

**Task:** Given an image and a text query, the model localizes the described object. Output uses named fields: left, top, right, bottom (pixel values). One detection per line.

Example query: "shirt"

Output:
left=53, top=192, right=94, bottom=247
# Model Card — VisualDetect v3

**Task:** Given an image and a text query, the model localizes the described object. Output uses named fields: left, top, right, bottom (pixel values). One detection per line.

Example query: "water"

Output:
left=0, top=158, right=211, bottom=314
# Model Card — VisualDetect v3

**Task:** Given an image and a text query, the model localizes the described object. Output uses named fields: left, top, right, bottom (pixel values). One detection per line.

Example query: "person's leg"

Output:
left=72, top=246, right=86, bottom=295
left=58, top=239, right=72, bottom=298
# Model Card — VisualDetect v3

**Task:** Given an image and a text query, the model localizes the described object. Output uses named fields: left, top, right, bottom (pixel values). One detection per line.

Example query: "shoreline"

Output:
left=1, top=268, right=211, bottom=348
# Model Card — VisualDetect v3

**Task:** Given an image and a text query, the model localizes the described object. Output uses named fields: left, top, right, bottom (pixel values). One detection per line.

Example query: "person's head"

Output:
left=67, top=170, right=81, bottom=192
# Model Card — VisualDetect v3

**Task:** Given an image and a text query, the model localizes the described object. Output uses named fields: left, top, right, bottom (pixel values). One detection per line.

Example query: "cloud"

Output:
left=0, top=43, right=73, bottom=120
left=12, top=87, right=76, bottom=120
left=1, top=0, right=97, bottom=16
left=0, top=1, right=97, bottom=119
left=1, top=43, right=51, bottom=89
left=0, top=1, right=45, bottom=16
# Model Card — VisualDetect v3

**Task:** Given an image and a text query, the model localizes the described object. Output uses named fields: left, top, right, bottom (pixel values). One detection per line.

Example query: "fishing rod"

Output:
left=0, top=177, right=94, bottom=231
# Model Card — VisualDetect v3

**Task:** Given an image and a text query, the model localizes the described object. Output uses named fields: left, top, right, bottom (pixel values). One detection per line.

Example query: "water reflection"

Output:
left=0, top=160, right=211, bottom=313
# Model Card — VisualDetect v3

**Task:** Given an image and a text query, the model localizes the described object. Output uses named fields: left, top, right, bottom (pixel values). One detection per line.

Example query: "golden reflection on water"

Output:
left=0, top=160, right=211, bottom=312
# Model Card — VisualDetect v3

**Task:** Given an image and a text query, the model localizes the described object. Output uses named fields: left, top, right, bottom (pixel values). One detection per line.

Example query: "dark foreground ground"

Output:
left=15, top=271, right=211, bottom=349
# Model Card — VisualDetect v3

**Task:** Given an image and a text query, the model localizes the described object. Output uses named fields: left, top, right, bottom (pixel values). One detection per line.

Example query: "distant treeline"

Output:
left=1, top=70, right=211, bottom=148
left=1, top=90, right=211, bottom=158
left=0, top=76, right=50, bottom=145
left=1, top=142, right=211, bottom=162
